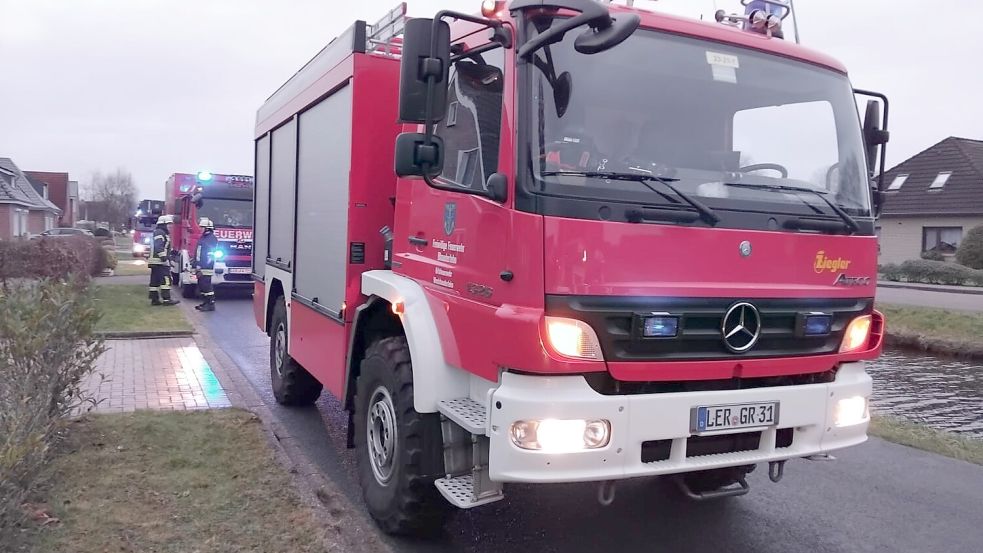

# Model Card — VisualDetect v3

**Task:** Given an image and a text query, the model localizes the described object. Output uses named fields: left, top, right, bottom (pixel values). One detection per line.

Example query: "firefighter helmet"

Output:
left=199, top=217, right=214, bottom=230
left=156, top=214, right=175, bottom=225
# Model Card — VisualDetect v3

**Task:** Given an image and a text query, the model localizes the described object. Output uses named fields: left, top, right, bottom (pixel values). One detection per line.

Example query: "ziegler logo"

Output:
left=834, top=274, right=871, bottom=287
left=814, top=250, right=852, bottom=274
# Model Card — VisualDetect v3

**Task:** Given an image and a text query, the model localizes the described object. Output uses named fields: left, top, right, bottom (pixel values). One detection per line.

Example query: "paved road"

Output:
left=877, top=285, right=983, bottom=312
left=203, top=293, right=983, bottom=553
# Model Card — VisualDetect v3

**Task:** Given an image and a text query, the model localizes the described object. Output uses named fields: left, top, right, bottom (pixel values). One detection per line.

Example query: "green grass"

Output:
left=112, top=260, right=150, bottom=277
left=20, top=410, right=376, bottom=553
left=870, top=416, right=983, bottom=466
left=877, top=303, right=983, bottom=343
left=93, top=284, right=192, bottom=334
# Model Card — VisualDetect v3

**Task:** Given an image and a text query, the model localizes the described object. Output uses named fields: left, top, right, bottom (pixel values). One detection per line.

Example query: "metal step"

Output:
left=437, top=397, right=487, bottom=435
left=434, top=475, right=504, bottom=509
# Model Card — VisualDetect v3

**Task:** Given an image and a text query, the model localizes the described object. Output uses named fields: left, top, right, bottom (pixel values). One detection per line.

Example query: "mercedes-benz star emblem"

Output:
left=739, top=240, right=752, bottom=257
left=721, top=302, right=762, bottom=353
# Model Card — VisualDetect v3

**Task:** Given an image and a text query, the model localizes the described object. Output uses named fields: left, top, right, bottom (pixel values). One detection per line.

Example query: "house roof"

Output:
left=0, top=157, right=62, bottom=213
left=880, top=137, right=983, bottom=217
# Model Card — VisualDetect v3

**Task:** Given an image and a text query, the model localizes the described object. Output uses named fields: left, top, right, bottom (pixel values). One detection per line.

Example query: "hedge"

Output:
left=956, top=224, right=983, bottom=270
left=0, top=236, right=109, bottom=280
left=879, top=259, right=983, bottom=286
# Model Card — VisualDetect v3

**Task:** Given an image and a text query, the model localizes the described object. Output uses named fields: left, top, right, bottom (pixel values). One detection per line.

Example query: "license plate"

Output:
left=227, top=267, right=251, bottom=274
left=691, top=402, right=779, bottom=433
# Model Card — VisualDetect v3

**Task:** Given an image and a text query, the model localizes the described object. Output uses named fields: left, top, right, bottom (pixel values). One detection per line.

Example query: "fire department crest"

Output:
left=443, top=202, right=456, bottom=236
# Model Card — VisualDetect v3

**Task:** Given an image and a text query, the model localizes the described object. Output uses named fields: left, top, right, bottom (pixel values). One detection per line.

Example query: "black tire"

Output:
left=182, top=281, right=197, bottom=299
left=354, top=336, right=451, bottom=535
left=270, top=297, right=322, bottom=406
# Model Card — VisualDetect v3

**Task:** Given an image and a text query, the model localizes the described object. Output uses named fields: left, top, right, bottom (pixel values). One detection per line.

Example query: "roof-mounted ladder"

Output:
left=366, top=2, right=408, bottom=58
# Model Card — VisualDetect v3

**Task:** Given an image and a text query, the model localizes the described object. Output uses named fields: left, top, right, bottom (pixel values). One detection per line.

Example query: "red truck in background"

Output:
left=130, top=199, right=164, bottom=258
left=164, top=172, right=254, bottom=298
left=252, top=0, right=891, bottom=535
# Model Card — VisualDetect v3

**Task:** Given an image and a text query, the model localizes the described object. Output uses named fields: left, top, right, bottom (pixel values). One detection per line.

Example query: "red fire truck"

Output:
left=253, top=0, right=890, bottom=534
left=164, top=172, right=254, bottom=298
left=130, top=199, right=164, bottom=258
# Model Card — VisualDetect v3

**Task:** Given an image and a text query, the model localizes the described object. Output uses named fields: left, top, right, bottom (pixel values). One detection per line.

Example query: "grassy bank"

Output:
left=878, top=303, right=983, bottom=358
left=94, top=284, right=192, bottom=334
left=19, top=410, right=384, bottom=553
left=870, top=416, right=983, bottom=466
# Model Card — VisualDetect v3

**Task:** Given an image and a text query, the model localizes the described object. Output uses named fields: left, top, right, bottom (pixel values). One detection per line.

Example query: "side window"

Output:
left=433, top=46, right=505, bottom=192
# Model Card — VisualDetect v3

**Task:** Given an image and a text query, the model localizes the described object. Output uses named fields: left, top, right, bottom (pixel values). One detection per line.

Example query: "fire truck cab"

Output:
left=253, top=0, right=890, bottom=535
left=165, top=172, right=255, bottom=298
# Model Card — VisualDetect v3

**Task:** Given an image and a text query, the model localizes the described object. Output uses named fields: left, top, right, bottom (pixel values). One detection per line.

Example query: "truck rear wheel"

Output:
left=354, top=336, right=450, bottom=535
left=270, top=297, right=322, bottom=406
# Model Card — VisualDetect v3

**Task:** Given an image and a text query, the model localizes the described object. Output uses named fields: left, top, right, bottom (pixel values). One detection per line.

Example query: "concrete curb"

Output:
left=879, top=281, right=983, bottom=296
left=182, top=302, right=392, bottom=552
left=97, top=330, right=195, bottom=340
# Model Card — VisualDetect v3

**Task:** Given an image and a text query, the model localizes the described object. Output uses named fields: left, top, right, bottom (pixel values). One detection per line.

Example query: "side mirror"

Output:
left=395, top=133, right=444, bottom=177
left=398, top=18, right=451, bottom=123
left=191, top=193, right=204, bottom=209
left=862, top=99, right=889, bottom=175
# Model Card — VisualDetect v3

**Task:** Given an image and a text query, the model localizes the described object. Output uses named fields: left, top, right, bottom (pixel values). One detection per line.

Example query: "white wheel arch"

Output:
left=361, top=270, right=469, bottom=413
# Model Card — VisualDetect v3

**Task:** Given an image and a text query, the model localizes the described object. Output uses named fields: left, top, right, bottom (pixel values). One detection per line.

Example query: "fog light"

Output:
left=834, top=396, right=869, bottom=427
left=510, top=419, right=611, bottom=453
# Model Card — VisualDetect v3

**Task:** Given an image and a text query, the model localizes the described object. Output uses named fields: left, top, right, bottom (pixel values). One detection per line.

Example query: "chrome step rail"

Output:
left=436, top=397, right=503, bottom=509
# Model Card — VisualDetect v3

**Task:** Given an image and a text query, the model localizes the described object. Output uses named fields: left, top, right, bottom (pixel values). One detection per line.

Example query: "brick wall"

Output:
left=28, top=210, right=48, bottom=234
left=24, top=171, right=70, bottom=225
left=877, top=215, right=983, bottom=264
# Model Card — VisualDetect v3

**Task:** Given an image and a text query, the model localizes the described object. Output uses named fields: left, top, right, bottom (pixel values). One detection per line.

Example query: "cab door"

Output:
left=395, top=42, right=518, bottom=380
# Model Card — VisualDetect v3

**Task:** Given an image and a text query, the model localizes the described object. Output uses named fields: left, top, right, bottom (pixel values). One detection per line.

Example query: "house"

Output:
left=876, top=137, right=983, bottom=264
left=0, top=157, right=62, bottom=239
left=24, top=170, right=80, bottom=227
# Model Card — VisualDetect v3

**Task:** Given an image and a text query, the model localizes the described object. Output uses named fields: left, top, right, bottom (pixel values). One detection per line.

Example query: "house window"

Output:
left=887, top=173, right=908, bottom=191
left=928, top=171, right=952, bottom=190
left=922, top=226, right=963, bottom=254
left=12, top=208, right=28, bottom=237
left=45, top=214, right=54, bottom=230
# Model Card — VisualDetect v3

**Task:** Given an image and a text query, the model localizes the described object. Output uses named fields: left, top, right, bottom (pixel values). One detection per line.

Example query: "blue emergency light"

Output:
left=196, top=171, right=213, bottom=183
left=213, top=249, right=224, bottom=260
left=641, top=314, right=679, bottom=338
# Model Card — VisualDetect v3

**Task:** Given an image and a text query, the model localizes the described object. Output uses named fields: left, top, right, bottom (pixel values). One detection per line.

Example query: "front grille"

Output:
left=223, top=273, right=252, bottom=282
left=546, top=295, right=873, bottom=362
left=225, top=258, right=251, bottom=268
left=641, top=428, right=796, bottom=464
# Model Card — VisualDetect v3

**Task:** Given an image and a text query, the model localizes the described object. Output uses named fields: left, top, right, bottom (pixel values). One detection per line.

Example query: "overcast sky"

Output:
left=1, top=0, right=980, bottom=201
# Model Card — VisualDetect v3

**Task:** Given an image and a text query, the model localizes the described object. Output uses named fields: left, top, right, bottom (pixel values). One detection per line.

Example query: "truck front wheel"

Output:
left=354, top=336, right=450, bottom=535
left=269, top=297, right=322, bottom=406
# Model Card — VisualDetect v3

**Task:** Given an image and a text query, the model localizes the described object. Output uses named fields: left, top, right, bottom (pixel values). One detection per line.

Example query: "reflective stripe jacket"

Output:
left=195, top=231, right=218, bottom=273
left=150, top=226, right=170, bottom=265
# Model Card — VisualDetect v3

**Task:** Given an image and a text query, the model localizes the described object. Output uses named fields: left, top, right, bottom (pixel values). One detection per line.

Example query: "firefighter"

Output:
left=193, top=217, right=219, bottom=312
left=149, top=215, right=180, bottom=306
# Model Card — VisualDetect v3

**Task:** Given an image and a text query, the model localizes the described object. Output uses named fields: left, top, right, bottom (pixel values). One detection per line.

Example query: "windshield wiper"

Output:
left=722, top=182, right=861, bottom=234
left=542, top=171, right=720, bottom=225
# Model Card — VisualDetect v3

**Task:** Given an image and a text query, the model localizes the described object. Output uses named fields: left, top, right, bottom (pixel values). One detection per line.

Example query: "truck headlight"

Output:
left=510, top=419, right=611, bottom=453
left=834, top=396, right=869, bottom=427
left=840, top=315, right=872, bottom=353
left=544, top=317, right=603, bottom=360
left=132, top=244, right=145, bottom=253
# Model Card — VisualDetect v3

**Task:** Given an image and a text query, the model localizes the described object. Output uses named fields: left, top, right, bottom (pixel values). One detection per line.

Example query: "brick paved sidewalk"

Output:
left=83, top=337, right=232, bottom=413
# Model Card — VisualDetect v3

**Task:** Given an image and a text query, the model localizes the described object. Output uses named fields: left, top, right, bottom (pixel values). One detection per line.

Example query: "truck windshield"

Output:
left=199, top=198, right=252, bottom=228
left=527, top=26, right=872, bottom=224
left=134, top=216, right=157, bottom=231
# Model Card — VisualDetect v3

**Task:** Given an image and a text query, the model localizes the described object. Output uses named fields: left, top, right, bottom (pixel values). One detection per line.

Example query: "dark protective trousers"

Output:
left=149, top=264, right=174, bottom=304
left=197, top=273, right=214, bottom=300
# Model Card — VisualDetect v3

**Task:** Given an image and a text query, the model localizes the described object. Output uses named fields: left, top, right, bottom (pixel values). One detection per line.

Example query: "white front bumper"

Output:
left=487, top=362, right=871, bottom=483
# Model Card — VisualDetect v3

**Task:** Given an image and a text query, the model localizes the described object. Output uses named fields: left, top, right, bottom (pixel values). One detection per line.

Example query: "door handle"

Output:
left=408, top=236, right=428, bottom=246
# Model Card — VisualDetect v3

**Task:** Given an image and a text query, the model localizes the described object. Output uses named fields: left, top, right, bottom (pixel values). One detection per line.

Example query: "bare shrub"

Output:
left=0, top=278, right=105, bottom=537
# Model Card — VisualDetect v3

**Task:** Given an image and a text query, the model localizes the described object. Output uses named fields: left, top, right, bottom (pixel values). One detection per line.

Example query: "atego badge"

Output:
left=443, top=202, right=457, bottom=236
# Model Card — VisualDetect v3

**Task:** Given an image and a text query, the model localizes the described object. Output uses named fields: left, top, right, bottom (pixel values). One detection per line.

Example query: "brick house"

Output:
left=0, top=157, right=62, bottom=239
left=25, top=170, right=79, bottom=228
left=877, top=137, right=983, bottom=264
